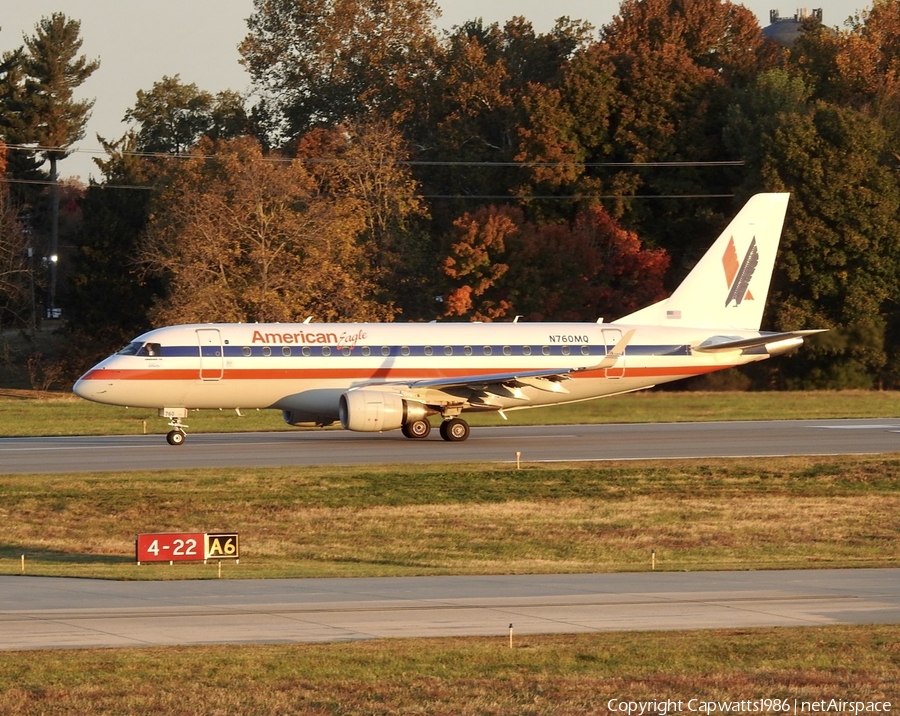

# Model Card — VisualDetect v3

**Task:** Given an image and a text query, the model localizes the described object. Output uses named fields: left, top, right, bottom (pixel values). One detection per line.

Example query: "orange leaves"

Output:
left=442, top=206, right=517, bottom=320
left=140, top=136, right=395, bottom=325
left=441, top=203, right=669, bottom=322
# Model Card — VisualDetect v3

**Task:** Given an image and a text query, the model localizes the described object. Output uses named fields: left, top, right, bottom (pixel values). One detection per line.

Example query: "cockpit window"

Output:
left=117, top=341, right=143, bottom=355
left=118, top=341, right=161, bottom=356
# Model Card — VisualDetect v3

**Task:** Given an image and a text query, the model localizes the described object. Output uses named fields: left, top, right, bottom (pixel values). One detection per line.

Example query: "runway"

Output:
left=2, top=569, right=898, bottom=651
left=3, top=418, right=900, bottom=474
left=4, top=419, right=899, bottom=652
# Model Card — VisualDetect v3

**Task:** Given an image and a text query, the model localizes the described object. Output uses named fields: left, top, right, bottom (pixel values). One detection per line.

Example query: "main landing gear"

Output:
left=401, top=417, right=470, bottom=442
left=439, top=417, right=470, bottom=442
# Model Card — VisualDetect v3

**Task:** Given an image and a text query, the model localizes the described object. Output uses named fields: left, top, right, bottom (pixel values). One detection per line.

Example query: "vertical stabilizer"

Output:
left=613, top=193, right=790, bottom=330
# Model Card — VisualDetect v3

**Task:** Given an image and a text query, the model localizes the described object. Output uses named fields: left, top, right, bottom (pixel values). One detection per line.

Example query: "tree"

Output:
left=0, top=48, right=43, bottom=181
left=792, top=0, right=900, bottom=109
left=440, top=203, right=669, bottom=322
left=124, top=75, right=250, bottom=154
left=441, top=205, right=517, bottom=320
left=517, top=0, right=770, bottom=260
left=406, top=17, right=594, bottom=227
left=296, top=120, right=433, bottom=315
left=239, top=0, right=442, bottom=142
left=725, top=70, right=900, bottom=388
left=140, top=136, right=395, bottom=325
left=65, top=133, right=162, bottom=354
left=0, top=141, right=31, bottom=328
left=19, top=13, right=99, bottom=314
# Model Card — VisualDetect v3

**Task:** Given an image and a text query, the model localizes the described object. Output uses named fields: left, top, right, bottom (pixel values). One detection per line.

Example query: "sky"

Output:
left=1, top=0, right=863, bottom=183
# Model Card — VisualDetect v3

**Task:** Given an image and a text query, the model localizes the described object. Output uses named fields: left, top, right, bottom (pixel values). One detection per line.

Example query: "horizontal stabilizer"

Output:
left=694, top=330, right=827, bottom=353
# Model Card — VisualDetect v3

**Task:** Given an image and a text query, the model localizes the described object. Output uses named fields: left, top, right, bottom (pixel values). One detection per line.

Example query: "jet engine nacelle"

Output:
left=339, top=390, right=430, bottom=432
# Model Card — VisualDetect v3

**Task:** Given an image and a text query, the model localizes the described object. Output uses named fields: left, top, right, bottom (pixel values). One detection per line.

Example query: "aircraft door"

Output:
left=602, top=328, right=626, bottom=378
left=197, top=328, right=224, bottom=380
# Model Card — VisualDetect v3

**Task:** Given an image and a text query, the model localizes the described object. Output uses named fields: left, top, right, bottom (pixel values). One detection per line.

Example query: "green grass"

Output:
left=1, top=626, right=897, bottom=714
left=3, top=456, right=899, bottom=579
left=2, top=389, right=900, bottom=437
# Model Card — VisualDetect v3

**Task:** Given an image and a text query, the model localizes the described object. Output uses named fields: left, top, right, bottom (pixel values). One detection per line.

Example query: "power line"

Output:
left=0, top=175, right=734, bottom=199
left=2, top=143, right=745, bottom=168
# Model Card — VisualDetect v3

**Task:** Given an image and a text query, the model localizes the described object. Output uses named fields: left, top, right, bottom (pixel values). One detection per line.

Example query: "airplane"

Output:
left=73, top=192, right=823, bottom=445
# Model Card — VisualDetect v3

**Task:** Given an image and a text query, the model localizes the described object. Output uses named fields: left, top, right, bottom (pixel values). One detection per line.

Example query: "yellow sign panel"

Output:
left=205, top=533, right=240, bottom=560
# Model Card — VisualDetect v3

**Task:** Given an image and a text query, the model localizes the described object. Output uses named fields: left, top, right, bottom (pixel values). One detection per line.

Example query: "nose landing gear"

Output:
left=160, top=408, right=189, bottom=446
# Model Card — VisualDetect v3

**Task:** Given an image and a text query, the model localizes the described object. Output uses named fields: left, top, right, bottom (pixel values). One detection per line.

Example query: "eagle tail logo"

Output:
left=722, top=236, right=758, bottom=307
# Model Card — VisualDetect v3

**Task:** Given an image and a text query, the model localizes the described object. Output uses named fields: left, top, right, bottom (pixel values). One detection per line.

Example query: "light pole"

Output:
left=27, top=246, right=36, bottom=335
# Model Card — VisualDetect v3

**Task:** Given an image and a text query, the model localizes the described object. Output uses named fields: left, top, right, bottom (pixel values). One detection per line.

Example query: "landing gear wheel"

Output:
left=402, top=419, right=431, bottom=439
left=166, top=429, right=186, bottom=446
left=439, top=418, right=470, bottom=442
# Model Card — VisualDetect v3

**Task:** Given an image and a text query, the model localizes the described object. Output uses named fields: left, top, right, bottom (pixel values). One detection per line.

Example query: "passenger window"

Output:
left=362, top=346, right=371, bottom=356
left=242, top=347, right=251, bottom=357
left=464, top=346, right=473, bottom=356
left=444, top=346, right=453, bottom=356
left=562, top=346, right=570, bottom=356
left=581, top=345, right=590, bottom=356
left=542, top=346, right=550, bottom=356
left=322, top=347, right=331, bottom=356
left=302, top=347, right=311, bottom=357
left=382, top=346, right=391, bottom=356
left=401, top=346, right=410, bottom=356
left=483, top=346, right=492, bottom=356
left=283, top=346, right=292, bottom=356
left=424, top=346, right=433, bottom=356
left=262, top=346, right=271, bottom=357
left=502, top=346, right=511, bottom=356
left=342, top=346, right=352, bottom=356
left=522, top=346, right=531, bottom=356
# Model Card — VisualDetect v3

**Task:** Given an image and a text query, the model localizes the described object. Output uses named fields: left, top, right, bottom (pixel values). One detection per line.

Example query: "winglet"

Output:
left=591, top=329, right=636, bottom=370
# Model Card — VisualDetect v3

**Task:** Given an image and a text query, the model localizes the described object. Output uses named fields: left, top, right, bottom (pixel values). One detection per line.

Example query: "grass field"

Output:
left=3, top=455, right=899, bottom=579
left=1, top=626, right=897, bottom=714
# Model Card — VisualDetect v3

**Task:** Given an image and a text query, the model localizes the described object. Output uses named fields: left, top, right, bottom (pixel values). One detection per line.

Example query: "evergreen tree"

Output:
left=20, top=13, right=99, bottom=314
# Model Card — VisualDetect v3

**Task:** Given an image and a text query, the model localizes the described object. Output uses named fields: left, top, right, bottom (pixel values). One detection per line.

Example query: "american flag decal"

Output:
left=722, top=236, right=758, bottom=307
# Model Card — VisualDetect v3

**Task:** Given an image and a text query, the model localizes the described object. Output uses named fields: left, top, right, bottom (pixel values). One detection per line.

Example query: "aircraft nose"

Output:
left=73, top=370, right=111, bottom=403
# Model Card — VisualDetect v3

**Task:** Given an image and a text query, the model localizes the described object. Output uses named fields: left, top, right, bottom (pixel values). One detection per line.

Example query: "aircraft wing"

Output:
left=406, top=366, right=580, bottom=395
left=693, top=330, right=827, bottom=352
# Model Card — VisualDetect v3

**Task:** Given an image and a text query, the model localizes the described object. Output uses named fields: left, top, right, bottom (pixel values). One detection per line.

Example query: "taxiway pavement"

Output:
left=3, top=419, right=900, bottom=474
left=2, top=569, right=898, bottom=651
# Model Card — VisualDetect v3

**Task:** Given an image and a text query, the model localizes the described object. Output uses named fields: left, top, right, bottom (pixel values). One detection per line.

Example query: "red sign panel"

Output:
left=136, top=532, right=204, bottom=563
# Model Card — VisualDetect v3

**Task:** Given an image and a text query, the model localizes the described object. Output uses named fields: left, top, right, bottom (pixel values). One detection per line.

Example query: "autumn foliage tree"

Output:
left=140, top=136, right=396, bottom=325
left=442, top=204, right=669, bottom=322
left=296, top=120, right=433, bottom=313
